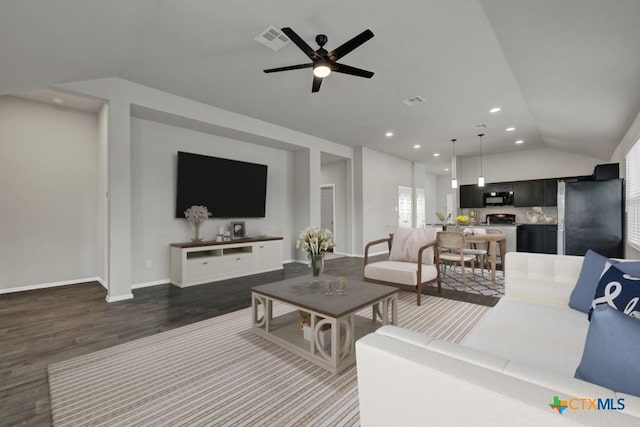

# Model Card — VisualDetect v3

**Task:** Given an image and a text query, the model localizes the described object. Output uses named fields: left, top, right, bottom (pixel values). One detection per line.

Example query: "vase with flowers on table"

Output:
left=184, top=205, right=212, bottom=242
left=296, top=227, right=335, bottom=282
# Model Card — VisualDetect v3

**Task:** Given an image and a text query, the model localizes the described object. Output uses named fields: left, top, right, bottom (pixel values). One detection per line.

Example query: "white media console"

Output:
left=170, top=237, right=283, bottom=287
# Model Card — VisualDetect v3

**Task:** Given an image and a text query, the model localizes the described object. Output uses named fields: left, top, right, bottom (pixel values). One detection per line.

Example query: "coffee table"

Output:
left=251, top=276, right=398, bottom=374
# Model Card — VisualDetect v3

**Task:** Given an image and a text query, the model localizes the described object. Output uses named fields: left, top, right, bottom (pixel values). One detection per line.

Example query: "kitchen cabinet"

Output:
left=543, top=225, right=558, bottom=254
left=543, top=179, right=558, bottom=206
left=513, top=180, right=544, bottom=207
left=459, top=184, right=483, bottom=208
left=517, top=225, right=557, bottom=254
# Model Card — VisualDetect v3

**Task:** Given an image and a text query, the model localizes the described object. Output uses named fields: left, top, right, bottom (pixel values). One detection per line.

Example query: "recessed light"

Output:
left=489, top=107, right=501, bottom=113
left=432, top=153, right=440, bottom=157
left=413, top=144, right=421, bottom=149
left=506, top=127, right=516, bottom=132
left=515, top=139, right=524, bottom=145
left=444, top=168, right=450, bottom=171
left=52, top=97, right=64, bottom=104
left=385, top=131, right=394, bottom=137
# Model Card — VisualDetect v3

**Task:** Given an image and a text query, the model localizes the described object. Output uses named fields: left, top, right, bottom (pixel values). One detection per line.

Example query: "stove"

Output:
left=486, top=213, right=516, bottom=225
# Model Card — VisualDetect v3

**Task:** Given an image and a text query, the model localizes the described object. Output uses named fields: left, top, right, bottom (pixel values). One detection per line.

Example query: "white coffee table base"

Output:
left=251, top=292, right=398, bottom=375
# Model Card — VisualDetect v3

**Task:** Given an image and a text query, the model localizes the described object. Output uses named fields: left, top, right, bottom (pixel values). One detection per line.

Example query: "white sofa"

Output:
left=356, top=252, right=640, bottom=426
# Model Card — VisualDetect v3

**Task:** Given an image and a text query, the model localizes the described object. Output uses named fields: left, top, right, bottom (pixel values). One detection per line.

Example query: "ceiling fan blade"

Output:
left=328, top=29, right=374, bottom=61
left=333, top=63, right=375, bottom=79
left=281, top=27, right=320, bottom=60
left=263, top=63, right=313, bottom=73
left=312, top=75, right=323, bottom=93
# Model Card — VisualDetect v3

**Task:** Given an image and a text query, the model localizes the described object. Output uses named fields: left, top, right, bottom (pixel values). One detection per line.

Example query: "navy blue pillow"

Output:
left=569, top=250, right=618, bottom=313
left=590, top=264, right=640, bottom=320
left=575, top=304, right=640, bottom=397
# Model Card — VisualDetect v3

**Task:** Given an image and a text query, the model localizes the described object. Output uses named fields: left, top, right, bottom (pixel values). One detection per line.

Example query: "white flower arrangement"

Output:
left=184, top=205, right=212, bottom=224
left=296, top=227, right=335, bottom=260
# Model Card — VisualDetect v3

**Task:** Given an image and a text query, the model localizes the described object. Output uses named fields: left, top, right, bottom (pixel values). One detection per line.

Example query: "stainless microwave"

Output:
left=484, top=191, right=514, bottom=206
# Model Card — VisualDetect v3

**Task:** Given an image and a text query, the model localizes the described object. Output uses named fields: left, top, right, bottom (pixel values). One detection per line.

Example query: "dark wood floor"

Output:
left=0, top=256, right=497, bottom=426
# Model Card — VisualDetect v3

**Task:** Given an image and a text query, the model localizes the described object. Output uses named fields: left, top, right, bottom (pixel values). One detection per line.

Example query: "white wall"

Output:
left=321, top=160, right=348, bottom=255
left=360, top=147, right=413, bottom=254
left=0, top=96, right=99, bottom=290
left=458, top=147, right=602, bottom=185
left=130, top=117, right=293, bottom=285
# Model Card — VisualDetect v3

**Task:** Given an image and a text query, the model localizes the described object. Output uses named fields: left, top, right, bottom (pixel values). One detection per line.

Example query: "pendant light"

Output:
left=451, top=138, right=458, bottom=189
left=477, top=133, right=485, bottom=187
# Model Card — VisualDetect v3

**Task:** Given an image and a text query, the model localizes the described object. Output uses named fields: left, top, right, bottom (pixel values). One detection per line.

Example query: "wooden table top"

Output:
left=252, top=276, right=397, bottom=318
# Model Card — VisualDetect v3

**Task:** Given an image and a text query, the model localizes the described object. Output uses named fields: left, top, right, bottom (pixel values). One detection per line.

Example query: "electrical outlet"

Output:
left=145, top=259, right=152, bottom=268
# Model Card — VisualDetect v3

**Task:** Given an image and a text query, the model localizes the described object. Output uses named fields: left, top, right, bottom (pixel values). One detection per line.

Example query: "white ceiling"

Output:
left=2, top=0, right=640, bottom=174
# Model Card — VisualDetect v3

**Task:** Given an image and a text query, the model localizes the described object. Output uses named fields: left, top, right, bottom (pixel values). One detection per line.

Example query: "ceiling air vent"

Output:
left=402, top=96, right=426, bottom=107
left=255, top=26, right=290, bottom=51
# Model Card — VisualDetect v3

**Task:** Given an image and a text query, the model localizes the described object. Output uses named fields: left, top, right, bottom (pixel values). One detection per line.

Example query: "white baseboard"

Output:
left=0, top=276, right=103, bottom=294
left=131, top=279, right=170, bottom=289
left=105, top=293, right=134, bottom=303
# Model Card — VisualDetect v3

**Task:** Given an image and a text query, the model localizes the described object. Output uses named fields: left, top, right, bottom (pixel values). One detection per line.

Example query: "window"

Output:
left=626, top=139, right=640, bottom=249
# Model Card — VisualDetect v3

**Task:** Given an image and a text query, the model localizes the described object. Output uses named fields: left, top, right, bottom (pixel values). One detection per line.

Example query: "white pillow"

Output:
left=389, top=227, right=436, bottom=264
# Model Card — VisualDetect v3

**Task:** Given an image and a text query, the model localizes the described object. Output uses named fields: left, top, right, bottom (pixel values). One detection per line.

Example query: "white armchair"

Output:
left=363, top=227, right=441, bottom=305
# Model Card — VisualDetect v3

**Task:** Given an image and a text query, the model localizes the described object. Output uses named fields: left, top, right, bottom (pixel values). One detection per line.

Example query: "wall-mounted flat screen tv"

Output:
left=176, top=151, right=267, bottom=218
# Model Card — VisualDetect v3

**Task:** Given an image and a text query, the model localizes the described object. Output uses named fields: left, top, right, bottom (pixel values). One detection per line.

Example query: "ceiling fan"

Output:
left=263, top=27, right=375, bottom=93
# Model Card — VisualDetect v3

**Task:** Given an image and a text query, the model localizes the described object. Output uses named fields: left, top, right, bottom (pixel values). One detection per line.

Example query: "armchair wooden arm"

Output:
left=417, top=239, right=438, bottom=283
left=364, top=237, right=392, bottom=266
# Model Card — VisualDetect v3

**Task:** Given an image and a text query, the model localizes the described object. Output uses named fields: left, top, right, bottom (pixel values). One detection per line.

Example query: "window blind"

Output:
left=626, top=139, right=640, bottom=249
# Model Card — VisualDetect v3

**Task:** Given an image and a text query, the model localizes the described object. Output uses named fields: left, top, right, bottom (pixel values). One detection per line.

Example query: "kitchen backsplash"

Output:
left=460, top=206, right=558, bottom=224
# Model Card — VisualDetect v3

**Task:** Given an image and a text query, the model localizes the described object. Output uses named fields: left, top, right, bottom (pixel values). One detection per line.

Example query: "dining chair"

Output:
left=462, top=228, right=488, bottom=276
left=485, top=228, right=505, bottom=270
left=436, top=231, right=476, bottom=288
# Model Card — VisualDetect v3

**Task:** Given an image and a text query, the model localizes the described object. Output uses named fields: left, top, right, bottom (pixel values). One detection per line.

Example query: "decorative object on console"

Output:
left=184, top=205, right=211, bottom=242
left=231, top=221, right=246, bottom=239
left=296, top=227, right=335, bottom=278
left=216, top=226, right=225, bottom=242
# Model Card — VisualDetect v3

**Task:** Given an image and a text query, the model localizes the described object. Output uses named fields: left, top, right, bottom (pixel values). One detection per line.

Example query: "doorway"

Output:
left=320, top=184, right=335, bottom=252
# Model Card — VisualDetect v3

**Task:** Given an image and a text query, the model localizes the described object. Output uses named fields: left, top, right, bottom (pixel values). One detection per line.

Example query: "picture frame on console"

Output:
left=231, top=221, right=246, bottom=239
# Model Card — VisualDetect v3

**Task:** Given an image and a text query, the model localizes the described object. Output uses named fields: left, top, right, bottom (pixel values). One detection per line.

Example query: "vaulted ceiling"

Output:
left=2, top=0, right=640, bottom=173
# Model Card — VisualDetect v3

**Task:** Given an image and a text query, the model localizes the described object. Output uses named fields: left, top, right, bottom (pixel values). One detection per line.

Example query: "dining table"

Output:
left=464, top=233, right=507, bottom=286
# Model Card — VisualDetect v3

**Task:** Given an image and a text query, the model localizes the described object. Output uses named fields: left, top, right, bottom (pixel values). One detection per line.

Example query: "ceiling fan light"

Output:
left=313, top=63, right=331, bottom=78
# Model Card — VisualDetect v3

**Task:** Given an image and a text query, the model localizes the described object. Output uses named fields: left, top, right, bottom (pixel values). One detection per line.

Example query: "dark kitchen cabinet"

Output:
left=543, top=225, right=558, bottom=254
left=517, top=225, right=544, bottom=253
left=459, top=184, right=483, bottom=208
left=513, top=180, right=544, bottom=207
left=517, top=224, right=557, bottom=254
left=543, top=179, right=558, bottom=206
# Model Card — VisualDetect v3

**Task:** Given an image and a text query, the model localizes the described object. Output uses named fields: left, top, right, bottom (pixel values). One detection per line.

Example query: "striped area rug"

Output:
left=48, top=293, right=490, bottom=426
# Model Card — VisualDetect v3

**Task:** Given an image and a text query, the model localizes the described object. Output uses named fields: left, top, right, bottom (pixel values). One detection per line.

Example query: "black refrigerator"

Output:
left=557, top=179, right=624, bottom=257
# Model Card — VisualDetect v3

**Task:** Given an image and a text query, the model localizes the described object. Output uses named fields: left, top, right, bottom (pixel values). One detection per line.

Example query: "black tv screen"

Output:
left=176, top=151, right=267, bottom=218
